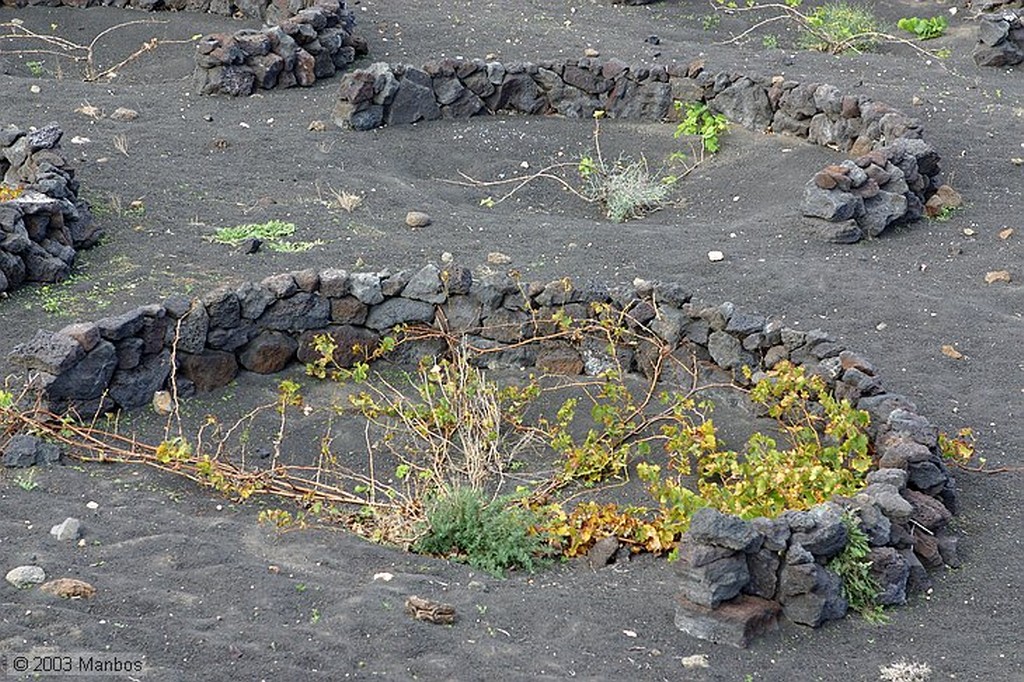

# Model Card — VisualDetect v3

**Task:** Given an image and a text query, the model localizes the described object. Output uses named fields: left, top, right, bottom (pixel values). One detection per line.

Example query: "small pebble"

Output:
left=50, top=517, right=81, bottom=542
left=707, top=250, right=725, bottom=262
left=6, top=565, right=46, bottom=589
left=86, top=501, right=99, bottom=510
left=405, top=211, right=432, bottom=228
left=110, top=107, right=138, bottom=122
left=584, top=47, right=600, bottom=57
left=487, top=251, right=512, bottom=265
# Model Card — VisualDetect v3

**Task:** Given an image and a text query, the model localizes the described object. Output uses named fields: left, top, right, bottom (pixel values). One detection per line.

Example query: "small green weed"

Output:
left=673, top=102, right=729, bottom=154
left=15, top=469, right=39, bottom=491
left=828, top=509, right=888, bottom=623
left=762, top=34, right=779, bottom=49
left=701, top=14, right=721, bottom=31
left=209, top=220, right=325, bottom=253
left=26, top=60, right=45, bottom=77
left=897, top=16, right=948, bottom=41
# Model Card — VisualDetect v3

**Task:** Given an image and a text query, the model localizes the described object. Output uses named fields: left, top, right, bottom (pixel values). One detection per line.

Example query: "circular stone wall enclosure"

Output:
left=5, top=263, right=960, bottom=646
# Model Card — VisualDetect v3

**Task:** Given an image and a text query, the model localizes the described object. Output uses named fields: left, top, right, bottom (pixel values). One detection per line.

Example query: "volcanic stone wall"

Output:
left=333, top=59, right=943, bottom=241
left=1, top=0, right=314, bottom=23
left=194, top=0, right=367, bottom=96
left=5, top=263, right=958, bottom=643
left=1, top=123, right=99, bottom=296
left=974, top=9, right=1024, bottom=66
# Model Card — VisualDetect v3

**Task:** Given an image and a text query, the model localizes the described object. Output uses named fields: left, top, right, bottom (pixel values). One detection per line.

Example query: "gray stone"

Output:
left=8, top=331, right=84, bottom=375
left=687, top=507, right=762, bottom=553
left=258, top=292, right=331, bottom=331
left=707, top=330, right=747, bottom=370
left=50, top=517, right=81, bottom=541
left=236, top=281, right=277, bottom=320
left=744, top=549, right=781, bottom=599
left=778, top=562, right=847, bottom=627
left=178, top=350, right=238, bottom=392
left=95, top=309, right=146, bottom=341
left=319, top=268, right=350, bottom=297
left=859, top=190, right=907, bottom=237
left=903, top=488, right=952, bottom=532
left=676, top=540, right=750, bottom=608
left=789, top=505, right=848, bottom=560
left=239, top=331, right=298, bottom=373
left=868, top=546, right=909, bottom=606
left=711, top=77, right=773, bottom=130
left=387, top=69, right=441, bottom=125
left=364, top=298, right=436, bottom=331
left=6, top=565, right=46, bottom=588
left=587, top=536, right=620, bottom=568
left=108, top=349, right=171, bottom=410
left=169, top=300, right=209, bottom=354
left=44, top=341, right=118, bottom=403
left=402, top=264, right=446, bottom=303
left=674, top=594, right=781, bottom=648
left=349, top=272, right=384, bottom=304
left=862, top=482, right=914, bottom=522
left=2, top=434, right=61, bottom=467
left=803, top=184, right=863, bottom=222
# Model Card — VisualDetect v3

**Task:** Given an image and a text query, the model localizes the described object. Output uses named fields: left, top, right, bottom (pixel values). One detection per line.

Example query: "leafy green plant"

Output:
left=25, top=60, right=44, bottom=76
left=696, top=362, right=872, bottom=518
left=415, top=487, right=552, bottom=577
left=799, top=1, right=881, bottom=54
left=897, top=16, right=948, bottom=41
left=828, top=509, right=888, bottom=623
left=762, top=34, right=779, bottom=49
left=209, top=219, right=324, bottom=253
left=674, top=102, right=729, bottom=154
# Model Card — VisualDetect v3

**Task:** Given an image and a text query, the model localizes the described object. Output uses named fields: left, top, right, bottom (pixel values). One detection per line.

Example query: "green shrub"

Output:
left=897, top=16, right=948, bottom=40
left=415, top=487, right=552, bottom=577
left=578, top=153, right=674, bottom=223
left=799, top=2, right=881, bottom=54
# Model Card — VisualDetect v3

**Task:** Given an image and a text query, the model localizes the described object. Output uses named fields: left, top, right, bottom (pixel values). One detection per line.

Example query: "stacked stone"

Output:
left=0, top=0, right=319, bottom=22
left=333, top=60, right=942, bottom=242
left=1, top=123, right=99, bottom=296
left=194, top=0, right=366, bottom=96
left=973, top=10, right=1024, bottom=67
left=802, top=139, right=942, bottom=243
left=7, top=264, right=959, bottom=639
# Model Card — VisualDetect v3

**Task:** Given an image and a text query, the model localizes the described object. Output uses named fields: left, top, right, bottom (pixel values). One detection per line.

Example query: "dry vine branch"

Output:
left=0, top=19, right=195, bottom=81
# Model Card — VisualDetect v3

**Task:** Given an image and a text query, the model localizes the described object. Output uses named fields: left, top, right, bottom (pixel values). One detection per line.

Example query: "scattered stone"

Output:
left=50, top=517, right=81, bottom=542
left=486, top=251, right=512, bottom=265
left=584, top=47, right=600, bottom=57
left=587, top=536, right=620, bottom=568
left=405, top=595, right=456, bottom=624
left=109, top=107, right=139, bottom=121
left=39, top=578, right=96, bottom=599
left=405, top=211, right=432, bottom=228
left=707, top=250, right=724, bottom=262
left=152, top=390, right=174, bottom=415
left=984, top=270, right=1012, bottom=284
left=680, top=654, right=708, bottom=669
left=308, top=120, right=327, bottom=131
left=674, top=594, right=781, bottom=648
left=6, top=565, right=46, bottom=588
left=2, top=434, right=61, bottom=468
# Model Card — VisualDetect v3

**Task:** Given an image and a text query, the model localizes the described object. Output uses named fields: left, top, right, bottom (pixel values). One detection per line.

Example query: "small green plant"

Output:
left=310, top=608, right=321, bottom=624
left=897, top=16, right=948, bottom=41
left=762, top=34, right=779, bottom=49
left=828, top=509, right=888, bottom=623
left=701, top=14, right=721, bottom=31
left=26, top=60, right=44, bottom=76
left=14, top=469, right=39, bottom=491
left=209, top=219, right=324, bottom=253
left=414, top=487, right=552, bottom=577
left=674, top=102, right=729, bottom=154
left=799, top=1, right=881, bottom=54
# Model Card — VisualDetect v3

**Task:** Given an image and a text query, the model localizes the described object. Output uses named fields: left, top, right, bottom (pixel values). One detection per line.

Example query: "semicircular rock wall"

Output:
left=1, top=123, right=100, bottom=296
left=5, top=263, right=960, bottom=645
left=334, top=58, right=954, bottom=243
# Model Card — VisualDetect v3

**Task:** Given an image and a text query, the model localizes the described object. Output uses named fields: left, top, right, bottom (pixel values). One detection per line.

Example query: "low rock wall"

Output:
left=1, top=123, right=99, bottom=296
left=974, top=9, right=1024, bottom=66
left=1, top=0, right=314, bottom=23
left=6, top=263, right=958, bottom=644
left=194, top=0, right=367, bottom=96
left=334, top=59, right=943, bottom=241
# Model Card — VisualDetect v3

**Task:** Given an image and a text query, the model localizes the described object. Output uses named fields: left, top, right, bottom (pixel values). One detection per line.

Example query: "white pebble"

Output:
left=707, top=250, right=725, bottom=262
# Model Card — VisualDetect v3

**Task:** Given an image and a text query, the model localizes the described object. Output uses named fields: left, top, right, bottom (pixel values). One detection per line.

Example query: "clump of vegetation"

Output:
left=799, top=1, right=882, bottom=54
left=577, top=150, right=675, bottom=223
left=0, top=184, right=25, bottom=202
left=897, top=16, right=948, bottom=41
left=415, top=487, right=552, bottom=577
left=828, top=509, right=888, bottom=623
left=209, top=219, right=325, bottom=253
